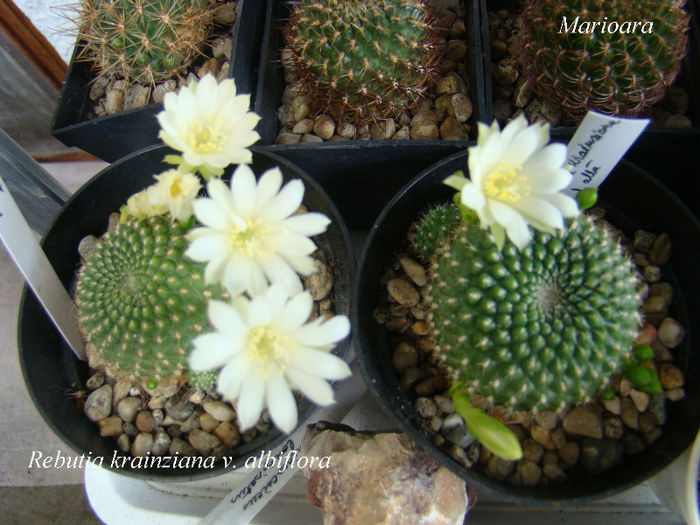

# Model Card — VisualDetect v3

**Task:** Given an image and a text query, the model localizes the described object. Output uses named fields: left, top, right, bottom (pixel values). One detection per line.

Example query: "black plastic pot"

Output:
left=354, top=148, right=700, bottom=503
left=51, top=0, right=267, bottom=163
left=253, top=0, right=486, bottom=229
left=17, top=145, right=353, bottom=480
left=482, top=0, right=700, bottom=215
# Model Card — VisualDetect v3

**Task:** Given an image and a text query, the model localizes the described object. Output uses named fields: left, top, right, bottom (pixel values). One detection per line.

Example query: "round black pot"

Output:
left=18, top=145, right=353, bottom=480
left=354, top=149, right=700, bottom=503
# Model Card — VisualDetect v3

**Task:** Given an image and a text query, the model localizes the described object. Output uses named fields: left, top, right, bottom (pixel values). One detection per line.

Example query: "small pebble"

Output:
left=517, top=460, right=542, bottom=486
left=522, top=439, right=544, bottom=462
left=620, top=398, right=639, bottom=430
left=542, top=463, right=566, bottom=482
left=151, top=431, right=171, bottom=456
left=392, top=342, right=418, bottom=371
left=604, top=416, right=624, bottom=439
left=630, top=390, right=650, bottom=412
left=414, top=376, right=446, bottom=396
left=450, top=444, right=473, bottom=467
left=387, top=278, right=420, bottom=307
left=214, top=422, right=240, bottom=446
left=98, top=416, right=123, bottom=437
left=562, top=406, right=603, bottom=439
left=410, top=123, right=439, bottom=139
left=534, top=411, right=558, bottom=431
left=85, top=371, right=104, bottom=390
left=117, top=397, right=141, bottom=423
left=131, top=433, right=154, bottom=457
left=603, top=397, right=621, bottom=415
left=558, top=442, right=580, bottom=466
left=643, top=265, right=661, bottom=283
left=169, top=438, right=196, bottom=457
left=203, top=401, right=236, bottom=423
left=580, top=438, right=625, bottom=474
left=122, top=422, right=138, bottom=437
left=85, top=385, right=112, bottom=422
left=657, top=318, right=685, bottom=348
left=399, top=257, right=427, bottom=287
left=116, top=434, right=130, bottom=453
left=658, top=362, right=684, bottom=389
left=433, top=395, right=453, bottom=414
left=275, top=132, right=302, bottom=145
left=633, top=230, right=655, bottom=252
left=415, top=397, right=438, bottom=418
left=442, top=413, right=465, bottom=431
left=485, top=456, right=515, bottom=481
left=199, top=413, right=219, bottom=433
left=135, top=411, right=155, bottom=433
left=188, top=429, right=222, bottom=455
left=623, top=433, right=645, bottom=455
left=292, top=119, right=315, bottom=134
left=530, top=426, right=556, bottom=450
left=401, top=367, right=422, bottom=390
left=451, top=93, right=472, bottom=122
left=666, top=387, right=685, bottom=401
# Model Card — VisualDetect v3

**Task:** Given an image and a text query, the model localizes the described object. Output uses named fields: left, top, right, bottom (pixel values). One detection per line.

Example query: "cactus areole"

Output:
left=518, top=0, right=689, bottom=119
left=283, top=0, right=444, bottom=124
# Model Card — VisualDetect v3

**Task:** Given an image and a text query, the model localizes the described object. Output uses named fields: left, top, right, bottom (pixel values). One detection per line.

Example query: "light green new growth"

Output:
left=427, top=215, right=641, bottom=413
left=413, top=203, right=461, bottom=261
left=76, top=216, right=227, bottom=384
left=188, top=370, right=218, bottom=391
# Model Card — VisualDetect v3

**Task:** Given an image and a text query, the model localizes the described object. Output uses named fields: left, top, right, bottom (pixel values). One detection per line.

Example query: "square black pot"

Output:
left=253, top=0, right=487, bottom=229
left=481, top=0, right=700, bottom=216
left=50, top=0, right=267, bottom=163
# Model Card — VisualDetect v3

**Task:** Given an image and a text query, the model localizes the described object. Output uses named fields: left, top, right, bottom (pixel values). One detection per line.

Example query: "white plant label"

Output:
left=0, top=174, right=86, bottom=360
left=565, top=110, right=650, bottom=195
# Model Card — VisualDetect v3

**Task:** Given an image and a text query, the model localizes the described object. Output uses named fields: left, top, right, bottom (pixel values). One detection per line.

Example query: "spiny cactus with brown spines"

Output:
left=76, top=216, right=228, bottom=386
left=76, top=0, right=217, bottom=85
left=283, top=0, right=444, bottom=124
left=518, top=0, right=689, bottom=119
left=424, top=215, right=641, bottom=414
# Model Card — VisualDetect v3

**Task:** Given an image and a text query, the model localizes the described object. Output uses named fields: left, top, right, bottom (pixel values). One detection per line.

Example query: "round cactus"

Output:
left=76, top=216, right=227, bottom=385
left=77, top=0, right=216, bottom=85
left=426, top=216, right=641, bottom=413
left=283, top=0, right=443, bottom=123
left=188, top=369, right=218, bottom=391
left=518, top=0, right=689, bottom=119
left=413, top=203, right=461, bottom=261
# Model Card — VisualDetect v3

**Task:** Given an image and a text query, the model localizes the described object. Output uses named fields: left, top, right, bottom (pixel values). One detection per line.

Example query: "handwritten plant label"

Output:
left=0, top=175, right=86, bottom=360
left=565, top=110, right=650, bottom=195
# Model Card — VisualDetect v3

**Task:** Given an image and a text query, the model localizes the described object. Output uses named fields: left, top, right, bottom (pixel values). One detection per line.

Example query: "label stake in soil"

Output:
left=0, top=174, right=86, bottom=361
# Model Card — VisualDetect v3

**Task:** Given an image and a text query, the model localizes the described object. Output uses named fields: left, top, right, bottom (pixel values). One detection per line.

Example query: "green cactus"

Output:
left=518, top=0, right=689, bottom=119
left=76, top=0, right=216, bottom=85
left=76, top=216, right=227, bottom=385
left=413, top=203, right=461, bottom=261
left=188, top=369, right=218, bottom=391
left=426, top=215, right=640, bottom=413
left=283, top=0, right=443, bottom=123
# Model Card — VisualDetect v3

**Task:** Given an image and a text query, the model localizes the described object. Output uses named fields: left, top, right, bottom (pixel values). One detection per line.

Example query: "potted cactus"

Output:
left=354, top=116, right=700, bottom=501
left=254, top=0, right=486, bottom=228
left=51, top=0, right=267, bottom=162
left=20, top=75, right=354, bottom=478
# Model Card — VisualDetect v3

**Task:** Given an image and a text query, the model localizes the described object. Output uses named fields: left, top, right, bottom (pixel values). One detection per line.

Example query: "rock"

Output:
left=291, top=95, right=312, bottom=122
left=658, top=318, right=685, bottom=348
left=580, top=438, right=625, bottom=474
left=387, top=278, right=420, bottom=307
left=89, top=75, right=110, bottom=101
left=217, top=60, right=231, bottom=82
left=78, top=236, right=99, bottom=261
left=85, top=385, right=113, bottom=422
left=212, top=36, right=233, bottom=60
left=180, top=412, right=201, bottom=433
left=633, top=230, right=655, bottom=252
left=122, top=422, right=138, bottom=436
left=603, top=416, right=624, bottom=439
left=534, top=410, right=558, bottom=431
left=169, top=438, right=196, bottom=457
left=436, top=75, right=460, bottom=95
left=634, top=252, right=650, bottom=267
left=301, top=133, right=323, bottom=144
left=446, top=425, right=475, bottom=449
left=648, top=233, right=671, bottom=265
left=135, top=411, right=155, bottom=433
left=411, top=111, right=438, bottom=127
left=358, top=124, right=371, bottom=140
left=152, top=79, right=177, bottom=103
left=392, top=342, right=418, bottom=371
left=414, top=376, right=446, bottom=396
left=105, top=87, right=125, bottom=114
left=165, top=394, right=195, bottom=421
left=117, top=397, right=142, bottom=423
left=492, top=99, right=512, bottom=122
left=643, top=265, right=661, bottom=283
left=116, top=434, right=130, bottom=453
left=398, top=257, right=427, bottom=287
left=292, top=118, right=315, bottom=134
left=666, top=387, right=685, bottom=401
left=619, top=377, right=632, bottom=397
left=148, top=395, right=167, bottom=410
left=451, top=18, right=467, bottom=37
left=558, top=442, right=580, bottom=466
left=630, top=390, right=650, bottom=412
left=493, top=58, right=519, bottom=85
left=649, top=282, right=673, bottom=303
left=435, top=95, right=455, bottom=120
left=392, top=125, right=410, bottom=140
left=429, top=416, right=443, bottom=432
left=152, top=409, right=163, bottom=426
left=450, top=444, right=473, bottom=467
left=204, top=401, right=236, bottom=422
left=652, top=340, right=673, bottom=362
left=530, top=425, right=556, bottom=450
left=649, top=394, right=666, bottom=425
left=302, top=425, right=471, bottom=524
left=446, top=39, right=467, bottom=61
left=85, top=371, right=104, bottom=390
left=664, top=114, right=692, bottom=128
left=302, top=260, right=332, bottom=300
left=540, top=100, right=562, bottom=126
left=314, top=115, right=336, bottom=140
left=214, top=1, right=237, bottom=24
left=151, top=430, right=171, bottom=456
left=623, top=433, right=645, bottom=455
left=485, top=456, right=515, bottom=481
left=658, top=362, right=684, bottom=389
left=433, top=395, right=453, bottom=414
left=442, top=413, right=464, bottom=431
left=620, top=398, right=639, bottom=429
left=638, top=412, right=656, bottom=434
left=522, top=439, right=544, bottom=462
left=335, top=120, right=356, bottom=140
left=517, top=460, right=541, bottom=486
left=98, top=416, right=123, bottom=437
left=440, top=117, right=468, bottom=140
left=214, top=422, right=240, bottom=446
left=370, top=119, right=396, bottom=140
left=411, top=321, right=430, bottom=336
left=129, top=387, right=141, bottom=397
left=642, top=295, right=670, bottom=318
left=542, top=462, right=566, bottom=482
left=409, top=123, right=439, bottom=139
left=275, top=132, right=302, bottom=144
left=603, top=397, right=621, bottom=415
left=562, top=406, right=603, bottom=439
left=277, top=104, right=295, bottom=128
left=451, top=93, right=473, bottom=122
left=512, top=76, right=533, bottom=108
left=124, top=84, right=151, bottom=110
left=401, top=367, right=422, bottom=390
left=199, top=413, right=219, bottom=433
left=188, top=429, right=222, bottom=455
left=132, top=433, right=154, bottom=457
left=551, top=427, right=566, bottom=449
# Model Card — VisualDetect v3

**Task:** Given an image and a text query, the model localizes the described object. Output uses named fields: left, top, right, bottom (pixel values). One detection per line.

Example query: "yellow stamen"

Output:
left=187, top=115, right=224, bottom=154
left=228, top=218, right=272, bottom=258
left=483, top=164, right=530, bottom=203
left=247, top=326, right=294, bottom=378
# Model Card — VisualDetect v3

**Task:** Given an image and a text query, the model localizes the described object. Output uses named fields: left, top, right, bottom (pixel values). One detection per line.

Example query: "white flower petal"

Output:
left=192, top=199, right=229, bottom=230
left=248, top=293, right=274, bottom=326
left=230, top=164, right=257, bottom=215
left=513, top=197, right=565, bottom=231
left=224, top=257, right=251, bottom=297
left=260, top=254, right=304, bottom=294
left=208, top=300, right=246, bottom=336
left=294, top=315, right=350, bottom=347
left=278, top=291, right=313, bottom=330
left=204, top=255, right=228, bottom=285
left=291, top=346, right=352, bottom=380
left=276, top=233, right=318, bottom=255
left=504, top=211, right=532, bottom=249
left=282, top=213, right=330, bottom=236
left=237, top=373, right=266, bottom=431
left=280, top=253, right=317, bottom=276
left=189, top=333, right=242, bottom=371
left=461, top=182, right=486, bottom=211
left=185, top=232, right=229, bottom=262
left=254, top=167, right=284, bottom=209
left=286, top=367, right=336, bottom=406
left=266, top=369, right=298, bottom=433
left=541, top=192, right=580, bottom=217
left=217, top=356, right=249, bottom=401
left=259, top=180, right=304, bottom=223
left=207, top=177, right=234, bottom=213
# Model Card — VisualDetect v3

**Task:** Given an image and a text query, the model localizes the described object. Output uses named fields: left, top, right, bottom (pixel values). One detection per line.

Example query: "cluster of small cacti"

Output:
left=423, top=206, right=641, bottom=413
left=283, top=0, right=443, bottom=123
left=76, top=0, right=216, bottom=84
left=75, top=216, right=226, bottom=385
left=518, top=0, right=689, bottom=119
left=413, top=202, right=461, bottom=261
